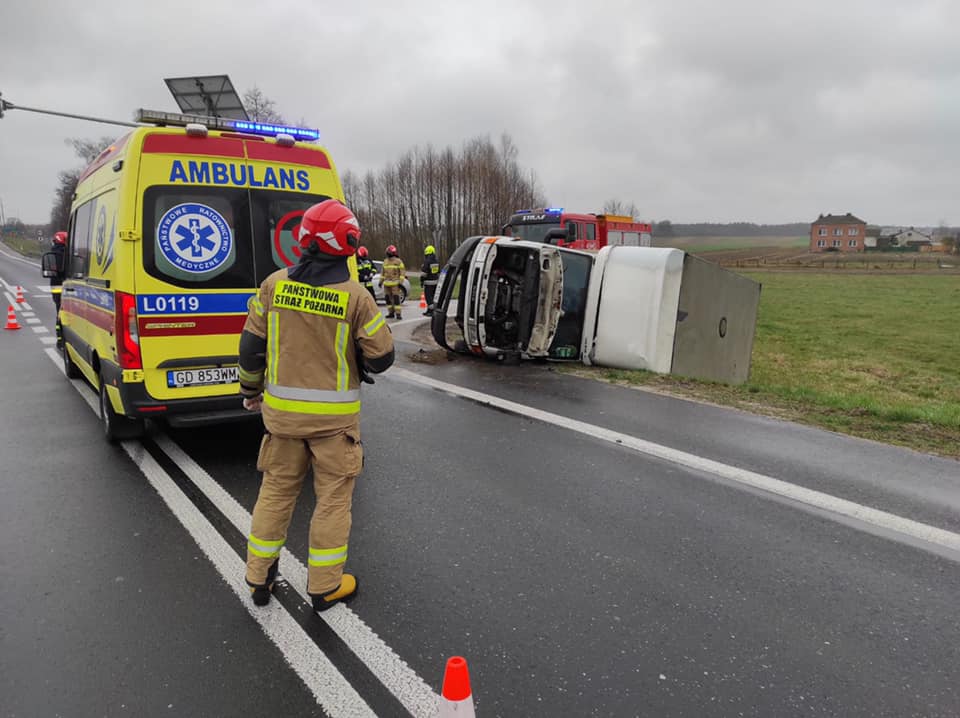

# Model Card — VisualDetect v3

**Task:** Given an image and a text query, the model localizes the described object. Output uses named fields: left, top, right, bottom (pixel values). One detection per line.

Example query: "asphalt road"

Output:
left=1, top=243, right=959, bottom=717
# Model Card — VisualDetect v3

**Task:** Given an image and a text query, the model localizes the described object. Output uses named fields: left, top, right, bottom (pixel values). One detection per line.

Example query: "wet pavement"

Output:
left=2, top=244, right=960, bottom=717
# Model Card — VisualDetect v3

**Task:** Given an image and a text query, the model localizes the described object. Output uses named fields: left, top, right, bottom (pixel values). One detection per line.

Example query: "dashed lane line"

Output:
left=41, top=348, right=395, bottom=718
left=389, top=367, right=960, bottom=561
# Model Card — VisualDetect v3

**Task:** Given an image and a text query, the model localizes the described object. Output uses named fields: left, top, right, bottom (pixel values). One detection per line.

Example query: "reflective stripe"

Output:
left=249, top=296, right=265, bottom=317
left=267, top=312, right=279, bottom=384
left=308, top=544, right=348, bottom=567
left=239, top=367, right=264, bottom=384
left=335, top=323, right=350, bottom=392
left=264, top=392, right=360, bottom=416
left=248, top=534, right=285, bottom=558
left=265, top=383, right=360, bottom=403
left=363, top=313, right=386, bottom=336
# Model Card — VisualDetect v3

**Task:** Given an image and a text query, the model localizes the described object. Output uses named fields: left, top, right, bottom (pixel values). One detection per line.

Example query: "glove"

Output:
left=355, top=341, right=375, bottom=385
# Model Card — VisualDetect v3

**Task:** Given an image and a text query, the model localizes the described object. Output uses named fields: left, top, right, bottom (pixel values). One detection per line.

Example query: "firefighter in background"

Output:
left=238, top=200, right=395, bottom=613
left=356, top=246, right=376, bottom=303
left=50, top=231, right=67, bottom=348
left=420, top=244, right=440, bottom=316
left=379, top=245, right=406, bottom=319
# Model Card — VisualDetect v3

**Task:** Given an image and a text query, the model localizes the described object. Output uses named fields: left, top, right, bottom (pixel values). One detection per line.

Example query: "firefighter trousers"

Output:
left=246, top=430, right=363, bottom=596
left=384, top=286, right=403, bottom=315
left=423, top=281, right=437, bottom=309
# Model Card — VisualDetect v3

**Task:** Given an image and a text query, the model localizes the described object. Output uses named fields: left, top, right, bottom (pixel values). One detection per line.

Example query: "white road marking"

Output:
left=3, top=292, right=15, bottom=306
left=21, top=312, right=35, bottom=318
left=19, top=301, right=32, bottom=311
left=31, top=326, right=49, bottom=334
left=39, top=336, right=57, bottom=345
left=390, top=367, right=960, bottom=559
left=122, top=444, right=379, bottom=718
left=154, top=435, right=440, bottom=717
left=36, top=286, right=53, bottom=293
left=44, top=349, right=381, bottom=717
left=25, top=318, right=41, bottom=325
left=0, top=245, right=40, bottom=267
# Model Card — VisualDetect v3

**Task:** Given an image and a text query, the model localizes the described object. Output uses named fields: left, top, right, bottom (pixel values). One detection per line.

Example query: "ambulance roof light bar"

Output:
left=135, top=109, right=320, bottom=141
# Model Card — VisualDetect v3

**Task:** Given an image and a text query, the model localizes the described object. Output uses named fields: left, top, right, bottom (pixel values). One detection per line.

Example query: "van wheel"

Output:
left=62, top=341, right=81, bottom=379
left=398, top=287, right=407, bottom=303
left=99, top=375, right=144, bottom=443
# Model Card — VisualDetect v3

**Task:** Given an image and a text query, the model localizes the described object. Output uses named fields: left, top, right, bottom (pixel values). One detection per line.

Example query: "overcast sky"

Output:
left=2, top=0, right=958, bottom=227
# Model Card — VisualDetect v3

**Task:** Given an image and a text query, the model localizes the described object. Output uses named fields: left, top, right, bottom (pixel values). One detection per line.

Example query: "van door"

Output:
left=61, top=198, right=96, bottom=382
left=136, top=186, right=334, bottom=401
left=525, top=245, right=564, bottom=356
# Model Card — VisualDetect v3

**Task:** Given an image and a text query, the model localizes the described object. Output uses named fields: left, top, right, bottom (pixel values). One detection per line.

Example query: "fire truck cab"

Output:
left=504, top=208, right=652, bottom=251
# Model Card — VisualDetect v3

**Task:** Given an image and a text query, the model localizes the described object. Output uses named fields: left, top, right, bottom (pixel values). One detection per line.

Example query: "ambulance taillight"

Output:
left=115, top=291, right=142, bottom=369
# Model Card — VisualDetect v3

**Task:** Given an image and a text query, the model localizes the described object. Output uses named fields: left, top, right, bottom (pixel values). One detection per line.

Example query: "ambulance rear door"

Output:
left=133, top=133, right=344, bottom=402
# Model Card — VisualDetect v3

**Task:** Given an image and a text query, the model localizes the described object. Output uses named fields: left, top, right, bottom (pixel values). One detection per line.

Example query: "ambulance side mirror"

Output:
left=41, top=251, right=61, bottom=278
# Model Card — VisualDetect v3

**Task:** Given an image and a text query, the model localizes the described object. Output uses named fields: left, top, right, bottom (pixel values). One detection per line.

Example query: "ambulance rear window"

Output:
left=143, top=187, right=334, bottom=289
left=143, top=187, right=254, bottom=289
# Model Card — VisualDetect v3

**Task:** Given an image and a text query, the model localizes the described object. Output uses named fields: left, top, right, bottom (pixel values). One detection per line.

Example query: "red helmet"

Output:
left=53, top=231, right=68, bottom=245
left=356, top=246, right=369, bottom=259
left=386, top=245, right=398, bottom=256
left=297, top=200, right=360, bottom=257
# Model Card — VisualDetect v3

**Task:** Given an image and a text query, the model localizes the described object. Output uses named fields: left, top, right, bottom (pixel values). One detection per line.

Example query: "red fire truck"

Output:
left=504, top=208, right=652, bottom=251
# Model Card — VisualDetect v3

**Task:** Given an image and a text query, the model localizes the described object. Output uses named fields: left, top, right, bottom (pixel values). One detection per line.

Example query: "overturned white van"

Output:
left=430, top=237, right=762, bottom=385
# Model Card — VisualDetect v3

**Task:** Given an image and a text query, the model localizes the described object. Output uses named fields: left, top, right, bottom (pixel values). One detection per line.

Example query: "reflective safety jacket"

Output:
left=381, top=256, right=405, bottom=287
left=239, top=268, right=394, bottom=438
left=357, top=258, right=376, bottom=287
left=421, top=256, right=440, bottom=285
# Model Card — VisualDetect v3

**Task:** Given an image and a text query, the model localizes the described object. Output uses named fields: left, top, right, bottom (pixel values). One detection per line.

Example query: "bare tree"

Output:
left=49, top=136, right=116, bottom=232
left=602, top=199, right=640, bottom=219
left=344, top=133, right=545, bottom=260
left=242, top=86, right=286, bottom=124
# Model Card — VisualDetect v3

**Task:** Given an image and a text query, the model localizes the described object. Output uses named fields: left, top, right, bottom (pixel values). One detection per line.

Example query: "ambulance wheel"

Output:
left=398, top=287, right=407, bottom=303
left=99, top=375, right=144, bottom=443
left=62, top=341, right=81, bottom=379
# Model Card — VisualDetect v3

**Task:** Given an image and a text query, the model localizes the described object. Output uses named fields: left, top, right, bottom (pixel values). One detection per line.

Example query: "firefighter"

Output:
left=379, top=245, right=406, bottom=319
left=356, top=246, right=376, bottom=303
left=238, top=200, right=394, bottom=613
left=50, top=231, right=67, bottom=348
left=420, top=244, right=440, bottom=316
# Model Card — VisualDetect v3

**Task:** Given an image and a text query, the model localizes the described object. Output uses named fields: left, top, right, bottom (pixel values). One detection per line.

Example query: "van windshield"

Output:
left=142, top=186, right=333, bottom=289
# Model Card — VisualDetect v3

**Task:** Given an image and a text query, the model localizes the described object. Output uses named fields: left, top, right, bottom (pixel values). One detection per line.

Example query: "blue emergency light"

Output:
left=136, top=109, right=320, bottom=141
left=545, top=207, right=564, bottom=213
left=514, top=209, right=531, bottom=214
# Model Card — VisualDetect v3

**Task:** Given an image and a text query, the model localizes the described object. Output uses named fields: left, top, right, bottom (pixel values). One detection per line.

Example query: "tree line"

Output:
left=340, top=134, right=545, bottom=261
left=651, top=220, right=811, bottom=238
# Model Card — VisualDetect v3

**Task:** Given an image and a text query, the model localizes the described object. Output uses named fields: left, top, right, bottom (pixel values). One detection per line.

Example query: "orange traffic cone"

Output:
left=4, top=305, right=21, bottom=331
left=438, top=656, right=475, bottom=717
left=419, top=291, right=427, bottom=310
left=15, top=286, right=25, bottom=303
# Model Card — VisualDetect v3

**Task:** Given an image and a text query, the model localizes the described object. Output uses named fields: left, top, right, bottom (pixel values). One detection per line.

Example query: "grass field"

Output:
left=655, top=236, right=809, bottom=253
left=0, top=236, right=46, bottom=258
left=571, top=272, right=960, bottom=458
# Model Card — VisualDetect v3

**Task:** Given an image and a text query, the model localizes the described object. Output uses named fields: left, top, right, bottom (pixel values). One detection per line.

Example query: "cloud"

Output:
left=1, top=0, right=958, bottom=225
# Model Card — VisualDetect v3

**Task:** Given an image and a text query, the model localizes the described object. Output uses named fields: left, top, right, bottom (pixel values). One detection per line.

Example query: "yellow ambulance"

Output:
left=55, top=110, right=353, bottom=441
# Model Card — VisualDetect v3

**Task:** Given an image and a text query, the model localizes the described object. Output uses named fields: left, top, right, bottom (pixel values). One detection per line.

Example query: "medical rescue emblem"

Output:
left=157, top=203, right=233, bottom=274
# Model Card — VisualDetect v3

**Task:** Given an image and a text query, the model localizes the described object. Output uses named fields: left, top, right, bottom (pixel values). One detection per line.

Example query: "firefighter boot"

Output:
left=248, top=558, right=279, bottom=607
left=311, top=574, right=358, bottom=613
